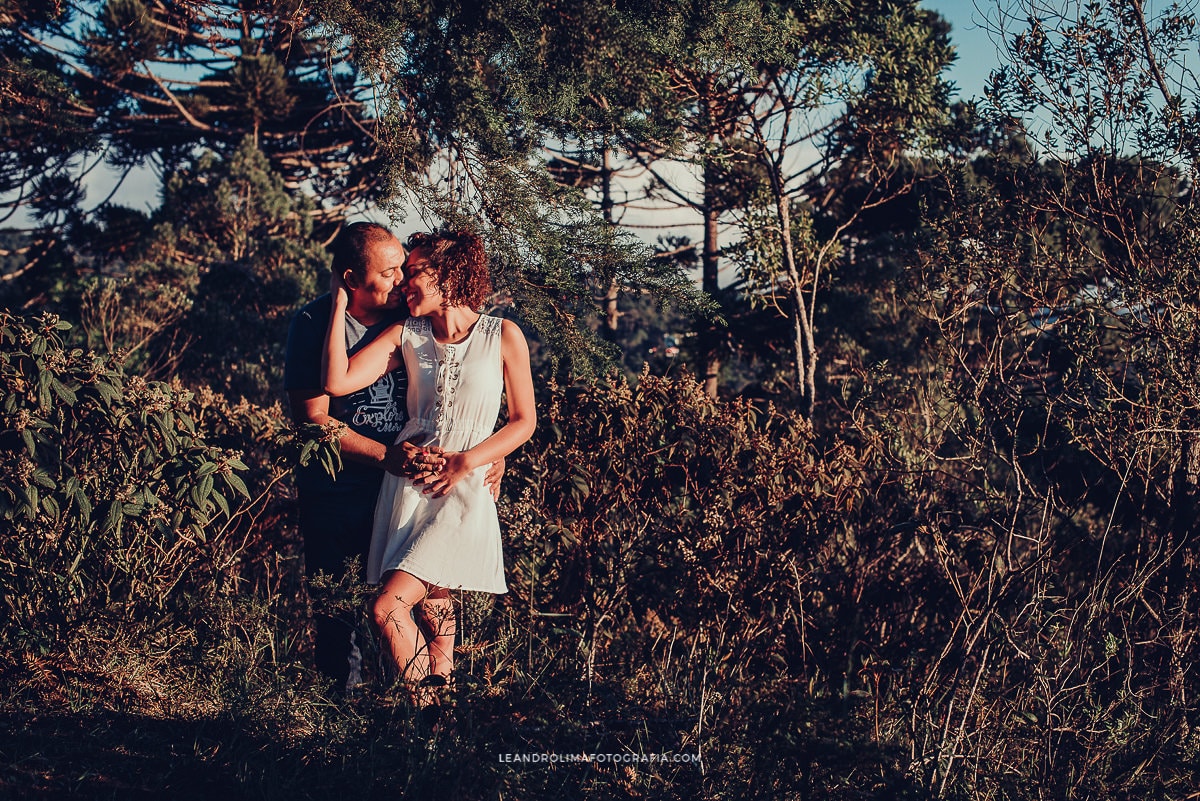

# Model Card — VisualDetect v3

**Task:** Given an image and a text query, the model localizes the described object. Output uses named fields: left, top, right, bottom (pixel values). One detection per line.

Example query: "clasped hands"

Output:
left=384, top=440, right=504, bottom=500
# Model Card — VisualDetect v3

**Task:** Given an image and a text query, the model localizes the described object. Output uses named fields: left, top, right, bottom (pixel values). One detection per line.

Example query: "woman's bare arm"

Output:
left=321, top=286, right=404, bottom=396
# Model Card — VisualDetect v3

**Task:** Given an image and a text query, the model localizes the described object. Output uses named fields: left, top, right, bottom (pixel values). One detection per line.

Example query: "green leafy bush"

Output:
left=0, top=310, right=309, bottom=657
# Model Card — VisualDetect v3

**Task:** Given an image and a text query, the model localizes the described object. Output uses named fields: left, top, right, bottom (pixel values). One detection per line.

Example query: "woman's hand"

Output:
left=409, top=446, right=446, bottom=485
left=422, top=451, right=477, bottom=498
left=330, top=266, right=350, bottom=308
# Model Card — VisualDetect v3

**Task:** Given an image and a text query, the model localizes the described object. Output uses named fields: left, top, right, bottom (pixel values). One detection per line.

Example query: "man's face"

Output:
left=348, top=235, right=406, bottom=312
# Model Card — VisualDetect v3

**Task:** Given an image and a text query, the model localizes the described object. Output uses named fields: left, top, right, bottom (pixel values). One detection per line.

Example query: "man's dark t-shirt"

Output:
left=284, top=293, right=408, bottom=493
left=284, top=292, right=407, bottom=687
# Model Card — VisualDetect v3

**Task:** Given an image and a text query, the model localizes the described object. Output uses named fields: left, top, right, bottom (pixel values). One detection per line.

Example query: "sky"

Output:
left=922, top=1, right=1005, bottom=101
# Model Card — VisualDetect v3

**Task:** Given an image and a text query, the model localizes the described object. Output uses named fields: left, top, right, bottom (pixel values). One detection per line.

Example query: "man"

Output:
left=284, top=222, right=415, bottom=692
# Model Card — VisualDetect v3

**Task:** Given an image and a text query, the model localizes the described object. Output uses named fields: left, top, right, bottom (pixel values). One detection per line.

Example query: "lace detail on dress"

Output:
left=434, top=339, right=464, bottom=436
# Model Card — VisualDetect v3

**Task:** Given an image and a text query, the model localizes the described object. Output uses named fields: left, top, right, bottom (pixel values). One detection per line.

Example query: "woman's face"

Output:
left=400, top=247, right=443, bottom=316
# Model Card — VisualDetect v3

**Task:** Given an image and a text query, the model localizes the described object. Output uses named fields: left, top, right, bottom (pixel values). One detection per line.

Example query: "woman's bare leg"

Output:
left=372, top=570, right=430, bottom=683
left=416, top=588, right=456, bottom=680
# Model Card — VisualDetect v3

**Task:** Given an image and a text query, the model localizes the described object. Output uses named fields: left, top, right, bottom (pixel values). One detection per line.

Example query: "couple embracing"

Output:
left=284, top=223, right=535, bottom=698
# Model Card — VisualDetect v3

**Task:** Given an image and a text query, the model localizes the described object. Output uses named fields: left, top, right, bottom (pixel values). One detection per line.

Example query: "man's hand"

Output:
left=383, top=440, right=445, bottom=480
left=381, top=441, right=419, bottom=476
left=484, top=456, right=505, bottom=501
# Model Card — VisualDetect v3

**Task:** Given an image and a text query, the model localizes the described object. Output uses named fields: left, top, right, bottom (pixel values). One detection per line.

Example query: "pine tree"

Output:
left=521, top=0, right=954, bottom=404
left=80, top=136, right=323, bottom=403
left=4, top=0, right=710, bottom=377
left=1, top=0, right=387, bottom=226
left=628, top=0, right=953, bottom=409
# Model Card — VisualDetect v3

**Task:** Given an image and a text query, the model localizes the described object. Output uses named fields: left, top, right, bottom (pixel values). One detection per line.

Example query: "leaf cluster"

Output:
left=0, top=310, right=328, bottom=660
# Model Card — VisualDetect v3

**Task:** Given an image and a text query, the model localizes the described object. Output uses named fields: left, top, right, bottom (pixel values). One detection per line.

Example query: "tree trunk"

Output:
left=776, top=193, right=816, bottom=416
left=600, top=148, right=621, bottom=335
left=700, top=115, right=722, bottom=398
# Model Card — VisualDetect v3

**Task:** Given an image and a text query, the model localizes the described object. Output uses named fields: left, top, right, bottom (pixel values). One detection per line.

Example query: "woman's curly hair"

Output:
left=405, top=229, right=492, bottom=309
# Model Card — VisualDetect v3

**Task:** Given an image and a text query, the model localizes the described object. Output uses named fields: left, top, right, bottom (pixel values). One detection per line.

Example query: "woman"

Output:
left=322, top=229, right=535, bottom=694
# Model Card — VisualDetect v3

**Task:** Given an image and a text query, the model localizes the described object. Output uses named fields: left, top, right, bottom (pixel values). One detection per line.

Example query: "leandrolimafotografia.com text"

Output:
left=498, top=752, right=701, bottom=765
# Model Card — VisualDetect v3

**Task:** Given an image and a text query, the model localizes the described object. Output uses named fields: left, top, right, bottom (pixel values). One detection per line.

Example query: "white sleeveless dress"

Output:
left=366, top=314, right=508, bottom=593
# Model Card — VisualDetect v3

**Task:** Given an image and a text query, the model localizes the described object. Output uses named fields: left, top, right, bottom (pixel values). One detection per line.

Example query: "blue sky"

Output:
left=922, top=1, right=1004, bottom=100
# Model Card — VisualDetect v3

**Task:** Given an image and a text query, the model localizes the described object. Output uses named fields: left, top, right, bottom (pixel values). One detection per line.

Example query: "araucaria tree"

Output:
left=2, top=0, right=707, bottom=378
left=544, top=0, right=953, bottom=403
left=1, top=0, right=388, bottom=226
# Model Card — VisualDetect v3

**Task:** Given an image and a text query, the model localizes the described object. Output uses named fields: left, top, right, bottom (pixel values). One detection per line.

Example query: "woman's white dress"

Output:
left=366, top=314, right=508, bottom=593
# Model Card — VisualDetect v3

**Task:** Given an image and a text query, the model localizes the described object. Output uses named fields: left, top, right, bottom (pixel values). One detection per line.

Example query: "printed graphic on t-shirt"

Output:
left=348, top=371, right=406, bottom=436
